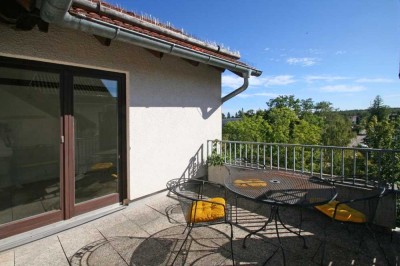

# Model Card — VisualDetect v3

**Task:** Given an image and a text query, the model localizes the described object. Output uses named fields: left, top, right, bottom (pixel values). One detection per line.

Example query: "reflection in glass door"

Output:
left=0, top=67, right=61, bottom=225
left=73, top=76, right=119, bottom=204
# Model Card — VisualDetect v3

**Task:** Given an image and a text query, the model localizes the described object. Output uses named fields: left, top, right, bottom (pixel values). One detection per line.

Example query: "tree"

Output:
left=365, top=116, right=400, bottom=185
left=227, top=112, right=231, bottom=118
left=265, top=107, right=299, bottom=143
left=222, top=115, right=272, bottom=142
left=368, top=95, right=389, bottom=122
left=321, top=112, right=355, bottom=146
left=314, top=101, right=334, bottom=114
left=266, top=95, right=301, bottom=115
left=292, top=120, right=321, bottom=145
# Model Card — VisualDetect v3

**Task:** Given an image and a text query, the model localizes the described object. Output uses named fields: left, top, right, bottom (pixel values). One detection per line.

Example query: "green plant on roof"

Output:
left=207, top=140, right=224, bottom=166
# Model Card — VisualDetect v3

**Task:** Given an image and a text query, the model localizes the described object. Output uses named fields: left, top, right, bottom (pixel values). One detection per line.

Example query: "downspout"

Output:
left=39, top=0, right=262, bottom=78
left=221, top=70, right=250, bottom=103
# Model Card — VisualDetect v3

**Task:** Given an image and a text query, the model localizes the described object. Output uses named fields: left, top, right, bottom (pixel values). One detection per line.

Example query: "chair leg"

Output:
left=172, top=225, right=193, bottom=265
left=235, top=195, right=238, bottom=224
left=228, top=222, right=235, bottom=265
left=365, top=223, right=391, bottom=265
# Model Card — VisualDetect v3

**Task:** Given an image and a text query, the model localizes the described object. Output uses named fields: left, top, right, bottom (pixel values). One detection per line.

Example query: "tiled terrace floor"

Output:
left=0, top=191, right=399, bottom=265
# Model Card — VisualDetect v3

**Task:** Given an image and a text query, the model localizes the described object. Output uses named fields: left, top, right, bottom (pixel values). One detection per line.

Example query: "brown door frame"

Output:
left=66, top=69, right=126, bottom=218
left=0, top=56, right=127, bottom=237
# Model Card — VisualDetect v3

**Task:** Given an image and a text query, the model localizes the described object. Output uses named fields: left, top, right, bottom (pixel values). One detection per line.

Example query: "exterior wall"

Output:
left=0, top=23, right=222, bottom=199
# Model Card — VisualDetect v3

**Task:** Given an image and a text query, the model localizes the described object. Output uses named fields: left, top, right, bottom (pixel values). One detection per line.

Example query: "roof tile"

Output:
left=69, top=2, right=252, bottom=68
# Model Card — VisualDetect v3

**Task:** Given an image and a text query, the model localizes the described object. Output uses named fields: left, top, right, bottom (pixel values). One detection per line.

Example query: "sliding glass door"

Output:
left=0, top=66, right=62, bottom=234
left=0, top=57, right=126, bottom=238
left=72, top=76, right=120, bottom=215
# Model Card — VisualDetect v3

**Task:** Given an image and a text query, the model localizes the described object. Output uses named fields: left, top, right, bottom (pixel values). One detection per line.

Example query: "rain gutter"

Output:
left=221, top=70, right=250, bottom=103
left=40, top=0, right=261, bottom=101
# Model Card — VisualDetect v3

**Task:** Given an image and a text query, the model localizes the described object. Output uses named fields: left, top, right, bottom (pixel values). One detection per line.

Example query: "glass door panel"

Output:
left=0, top=67, right=61, bottom=225
left=73, top=76, right=119, bottom=204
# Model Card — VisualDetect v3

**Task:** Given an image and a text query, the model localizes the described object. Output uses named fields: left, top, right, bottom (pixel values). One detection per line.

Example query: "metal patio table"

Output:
left=224, top=169, right=337, bottom=265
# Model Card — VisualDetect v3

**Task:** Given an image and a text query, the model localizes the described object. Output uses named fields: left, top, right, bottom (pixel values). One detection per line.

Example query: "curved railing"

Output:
left=207, top=140, right=400, bottom=190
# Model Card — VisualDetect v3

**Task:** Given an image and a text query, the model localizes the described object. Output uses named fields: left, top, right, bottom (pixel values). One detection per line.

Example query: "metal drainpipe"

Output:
left=221, top=71, right=250, bottom=103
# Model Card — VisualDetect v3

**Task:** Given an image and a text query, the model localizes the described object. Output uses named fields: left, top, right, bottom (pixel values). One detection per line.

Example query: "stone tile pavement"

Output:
left=0, top=191, right=399, bottom=265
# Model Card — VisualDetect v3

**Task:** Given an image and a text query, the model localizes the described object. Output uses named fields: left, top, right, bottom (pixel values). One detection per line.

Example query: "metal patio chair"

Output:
left=166, top=178, right=234, bottom=265
left=314, top=178, right=389, bottom=264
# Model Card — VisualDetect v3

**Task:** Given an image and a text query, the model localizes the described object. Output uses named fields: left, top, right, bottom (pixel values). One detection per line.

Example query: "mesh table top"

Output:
left=225, top=169, right=337, bottom=207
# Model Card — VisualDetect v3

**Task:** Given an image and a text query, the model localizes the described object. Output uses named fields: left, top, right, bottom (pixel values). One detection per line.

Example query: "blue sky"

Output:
left=108, top=0, right=400, bottom=114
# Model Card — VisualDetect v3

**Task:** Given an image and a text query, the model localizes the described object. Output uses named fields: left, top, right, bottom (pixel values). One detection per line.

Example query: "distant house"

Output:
left=348, top=115, right=358, bottom=125
left=0, top=0, right=261, bottom=238
left=222, top=117, right=242, bottom=126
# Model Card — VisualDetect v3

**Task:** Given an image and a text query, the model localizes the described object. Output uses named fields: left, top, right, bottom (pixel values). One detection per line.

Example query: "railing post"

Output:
left=277, top=146, right=280, bottom=170
left=353, top=150, right=356, bottom=184
left=365, top=150, right=369, bottom=184
left=285, top=146, right=288, bottom=171
left=341, top=149, right=345, bottom=182
left=331, top=148, right=334, bottom=178
left=251, top=144, right=254, bottom=167
left=257, top=144, right=260, bottom=169
left=270, top=145, right=273, bottom=169
left=234, top=143, right=237, bottom=166
left=229, top=142, right=232, bottom=165
left=320, top=148, right=323, bottom=179
left=224, top=142, right=227, bottom=163
left=293, top=146, right=296, bottom=172
left=239, top=143, right=242, bottom=166
left=311, top=148, right=314, bottom=176
left=301, top=147, right=304, bottom=173
left=263, top=144, right=266, bottom=168
left=378, top=151, right=382, bottom=180
left=245, top=144, right=248, bottom=167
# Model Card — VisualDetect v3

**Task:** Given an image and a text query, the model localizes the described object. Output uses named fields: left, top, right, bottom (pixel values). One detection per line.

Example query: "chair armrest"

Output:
left=331, top=185, right=386, bottom=220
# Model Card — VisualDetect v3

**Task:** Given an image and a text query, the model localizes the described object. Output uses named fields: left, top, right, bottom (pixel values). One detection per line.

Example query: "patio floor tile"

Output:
left=0, top=189, right=398, bottom=265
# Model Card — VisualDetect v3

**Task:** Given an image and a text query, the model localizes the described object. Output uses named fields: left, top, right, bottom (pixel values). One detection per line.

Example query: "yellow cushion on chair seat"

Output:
left=188, top=197, right=226, bottom=223
left=315, top=200, right=367, bottom=223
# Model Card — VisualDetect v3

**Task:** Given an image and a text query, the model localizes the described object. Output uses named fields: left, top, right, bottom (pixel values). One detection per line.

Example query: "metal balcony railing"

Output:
left=207, top=140, right=400, bottom=190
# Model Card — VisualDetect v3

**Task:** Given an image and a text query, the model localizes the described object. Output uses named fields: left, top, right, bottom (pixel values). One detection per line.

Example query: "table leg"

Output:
left=242, top=205, right=307, bottom=266
left=276, top=207, right=307, bottom=249
left=242, top=205, right=276, bottom=248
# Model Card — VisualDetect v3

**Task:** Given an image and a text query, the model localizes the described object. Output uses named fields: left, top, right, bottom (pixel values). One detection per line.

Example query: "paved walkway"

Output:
left=0, top=191, right=399, bottom=265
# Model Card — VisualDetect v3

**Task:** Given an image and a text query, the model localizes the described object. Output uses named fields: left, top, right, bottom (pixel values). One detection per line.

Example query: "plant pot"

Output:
left=207, top=165, right=229, bottom=185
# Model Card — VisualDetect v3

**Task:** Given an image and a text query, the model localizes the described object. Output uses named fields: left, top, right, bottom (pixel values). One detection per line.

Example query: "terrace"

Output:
left=0, top=185, right=398, bottom=265
left=0, top=140, right=399, bottom=265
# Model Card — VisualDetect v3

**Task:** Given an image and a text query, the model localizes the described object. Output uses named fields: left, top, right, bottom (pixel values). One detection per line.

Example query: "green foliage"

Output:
left=266, top=107, right=299, bottom=143
left=207, top=141, right=224, bottom=166
left=365, top=116, right=400, bottom=185
left=368, top=95, right=389, bottom=122
left=223, top=115, right=272, bottom=142
left=321, top=112, right=355, bottom=146
left=223, top=96, right=355, bottom=146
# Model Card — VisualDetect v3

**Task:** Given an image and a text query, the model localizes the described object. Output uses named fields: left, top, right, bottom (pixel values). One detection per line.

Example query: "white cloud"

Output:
left=286, top=57, right=319, bottom=67
left=355, top=78, right=394, bottom=83
left=237, top=92, right=281, bottom=99
left=319, top=85, right=366, bottom=93
left=221, top=75, right=244, bottom=89
left=335, top=50, right=346, bottom=55
left=305, top=75, right=350, bottom=83
left=265, top=75, right=295, bottom=86
left=308, top=49, right=323, bottom=55
left=264, top=47, right=270, bottom=51
left=222, top=74, right=295, bottom=89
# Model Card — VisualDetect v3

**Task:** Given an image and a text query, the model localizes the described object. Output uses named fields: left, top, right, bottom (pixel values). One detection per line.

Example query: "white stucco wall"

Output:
left=0, top=23, right=222, bottom=199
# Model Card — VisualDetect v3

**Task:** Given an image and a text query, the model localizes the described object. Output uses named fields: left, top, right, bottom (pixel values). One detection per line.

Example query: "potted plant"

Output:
left=207, top=141, right=229, bottom=184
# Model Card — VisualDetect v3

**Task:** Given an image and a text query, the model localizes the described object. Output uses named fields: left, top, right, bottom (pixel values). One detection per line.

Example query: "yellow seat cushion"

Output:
left=234, top=178, right=267, bottom=188
left=315, top=200, right=367, bottom=223
left=188, top=197, right=226, bottom=223
left=90, top=162, right=113, bottom=171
